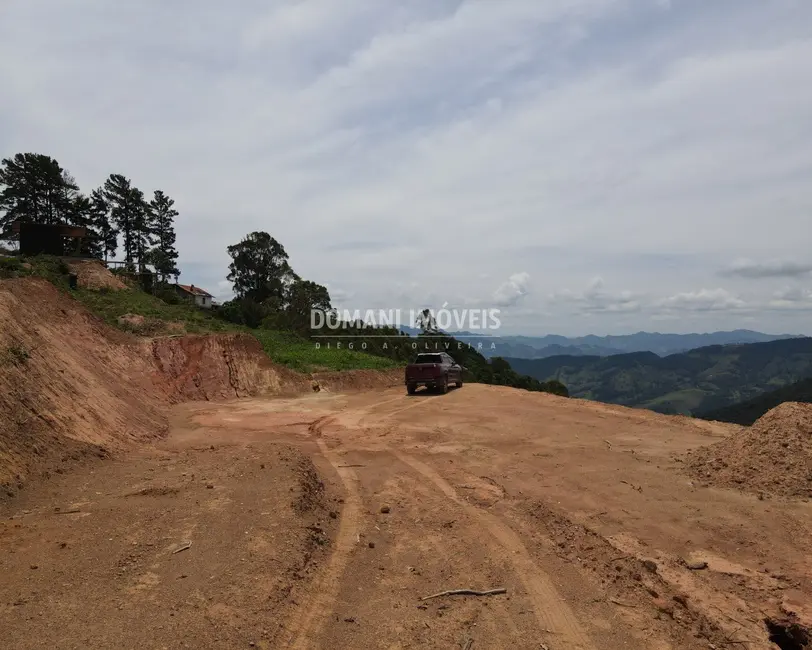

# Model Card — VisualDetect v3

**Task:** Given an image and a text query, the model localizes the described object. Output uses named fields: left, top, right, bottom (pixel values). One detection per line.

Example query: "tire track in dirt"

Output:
left=393, top=450, right=598, bottom=650
left=369, top=391, right=594, bottom=647
left=353, top=390, right=448, bottom=424
left=287, top=422, right=363, bottom=650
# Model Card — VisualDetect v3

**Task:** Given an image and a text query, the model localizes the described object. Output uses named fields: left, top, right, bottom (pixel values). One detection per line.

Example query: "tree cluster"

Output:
left=219, top=231, right=333, bottom=333
left=0, top=152, right=179, bottom=279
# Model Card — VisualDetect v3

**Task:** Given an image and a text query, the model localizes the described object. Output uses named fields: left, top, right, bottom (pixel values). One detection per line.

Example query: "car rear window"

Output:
left=415, top=354, right=442, bottom=364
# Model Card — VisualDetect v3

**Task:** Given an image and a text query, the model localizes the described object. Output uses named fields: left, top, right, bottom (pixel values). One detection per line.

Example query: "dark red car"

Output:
left=405, top=352, right=464, bottom=395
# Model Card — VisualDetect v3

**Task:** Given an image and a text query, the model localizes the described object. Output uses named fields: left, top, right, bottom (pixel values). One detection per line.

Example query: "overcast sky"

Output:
left=1, top=0, right=811, bottom=336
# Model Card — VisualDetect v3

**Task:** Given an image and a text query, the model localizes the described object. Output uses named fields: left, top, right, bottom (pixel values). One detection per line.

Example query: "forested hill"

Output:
left=697, top=377, right=812, bottom=425
left=504, top=337, right=812, bottom=415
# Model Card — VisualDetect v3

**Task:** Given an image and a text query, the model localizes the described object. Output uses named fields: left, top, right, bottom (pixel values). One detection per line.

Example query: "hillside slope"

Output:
left=505, top=337, right=812, bottom=415
left=0, top=278, right=166, bottom=493
left=697, top=376, right=812, bottom=425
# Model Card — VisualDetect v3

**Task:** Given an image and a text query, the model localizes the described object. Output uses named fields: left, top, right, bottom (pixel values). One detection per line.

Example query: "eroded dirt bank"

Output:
left=149, top=333, right=313, bottom=403
left=0, top=278, right=398, bottom=492
left=0, top=279, right=166, bottom=493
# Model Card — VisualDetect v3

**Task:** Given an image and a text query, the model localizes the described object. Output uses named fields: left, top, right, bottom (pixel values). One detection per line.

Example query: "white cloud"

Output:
left=493, top=272, right=530, bottom=307
left=657, top=288, right=747, bottom=312
left=768, top=286, right=812, bottom=311
left=550, top=277, right=642, bottom=314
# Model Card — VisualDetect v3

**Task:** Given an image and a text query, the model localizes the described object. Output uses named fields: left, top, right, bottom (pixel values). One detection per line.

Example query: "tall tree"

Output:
left=103, top=174, right=151, bottom=270
left=226, top=231, right=298, bottom=305
left=89, top=188, right=117, bottom=261
left=54, top=171, right=82, bottom=225
left=61, top=194, right=102, bottom=258
left=148, top=190, right=179, bottom=282
left=0, top=153, right=76, bottom=233
left=283, top=279, right=333, bottom=334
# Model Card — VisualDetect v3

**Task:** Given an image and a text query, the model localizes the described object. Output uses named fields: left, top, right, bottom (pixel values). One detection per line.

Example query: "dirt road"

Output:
left=2, top=384, right=810, bottom=649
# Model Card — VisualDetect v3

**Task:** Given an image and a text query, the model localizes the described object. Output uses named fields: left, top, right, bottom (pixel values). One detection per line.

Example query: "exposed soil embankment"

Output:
left=150, top=334, right=313, bottom=403
left=0, top=279, right=165, bottom=493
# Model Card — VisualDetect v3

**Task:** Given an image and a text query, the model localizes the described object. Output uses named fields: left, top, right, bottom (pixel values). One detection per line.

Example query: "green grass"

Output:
left=73, top=288, right=399, bottom=372
left=253, top=330, right=399, bottom=373
left=0, top=254, right=71, bottom=285
left=73, top=287, right=238, bottom=333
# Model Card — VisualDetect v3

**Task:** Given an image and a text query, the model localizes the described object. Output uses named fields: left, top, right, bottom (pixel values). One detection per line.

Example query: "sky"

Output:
left=1, top=0, right=811, bottom=336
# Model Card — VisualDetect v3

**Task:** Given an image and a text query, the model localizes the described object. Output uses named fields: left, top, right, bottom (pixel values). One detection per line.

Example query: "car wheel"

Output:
left=440, top=374, right=448, bottom=394
left=407, top=382, right=417, bottom=395
left=456, top=376, right=463, bottom=388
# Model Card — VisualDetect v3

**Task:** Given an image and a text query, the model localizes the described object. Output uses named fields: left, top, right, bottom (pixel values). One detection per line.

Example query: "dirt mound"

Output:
left=150, top=333, right=312, bottom=403
left=687, top=402, right=812, bottom=498
left=67, top=260, right=128, bottom=290
left=0, top=279, right=166, bottom=494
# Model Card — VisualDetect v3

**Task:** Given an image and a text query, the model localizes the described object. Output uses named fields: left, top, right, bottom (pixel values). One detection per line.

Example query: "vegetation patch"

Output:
left=0, top=255, right=70, bottom=285
left=253, top=330, right=398, bottom=373
left=73, top=286, right=236, bottom=334
left=3, top=343, right=30, bottom=367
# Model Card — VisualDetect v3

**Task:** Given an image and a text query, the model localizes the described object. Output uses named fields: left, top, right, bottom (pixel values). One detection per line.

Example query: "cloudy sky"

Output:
left=2, top=0, right=811, bottom=336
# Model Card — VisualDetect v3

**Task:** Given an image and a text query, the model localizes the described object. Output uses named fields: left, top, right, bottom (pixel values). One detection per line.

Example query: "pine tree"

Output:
left=63, top=194, right=104, bottom=258
left=131, top=190, right=152, bottom=272
left=0, top=153, right=77, bottom=232
left=54, top=171, right=82, bottom=225
left=103, top=174, right=151, bottom=270
left=148, top=190, right=180, bottom=282
left=90, top=188, right=118, bottom=261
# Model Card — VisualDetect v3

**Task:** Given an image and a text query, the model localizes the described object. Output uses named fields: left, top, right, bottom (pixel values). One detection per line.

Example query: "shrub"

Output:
left=153, top=285, right=183, bottom=305
left=4, top=343, right=30, bottom=367
left=0, top=257, right=23, bottom=278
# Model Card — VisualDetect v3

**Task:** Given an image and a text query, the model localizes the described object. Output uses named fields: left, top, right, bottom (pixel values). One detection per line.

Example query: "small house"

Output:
left=175, top=283, right=214, bottom=309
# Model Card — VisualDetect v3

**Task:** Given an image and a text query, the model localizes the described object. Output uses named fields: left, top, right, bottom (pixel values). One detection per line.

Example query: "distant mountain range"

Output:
left=396, top=328, right=803, bottom=359
left=503, top=337, right=812, bottom=416
left=490, top=330, right=804, bottom=359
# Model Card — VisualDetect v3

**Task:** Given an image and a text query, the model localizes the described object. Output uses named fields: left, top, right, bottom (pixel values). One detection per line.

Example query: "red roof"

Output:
left=176, top=284, right=213, bottom=298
